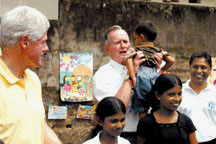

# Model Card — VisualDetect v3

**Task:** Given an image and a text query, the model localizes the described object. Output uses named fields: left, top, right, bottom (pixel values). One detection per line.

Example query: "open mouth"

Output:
left=120, top=51, right=127, bottom=54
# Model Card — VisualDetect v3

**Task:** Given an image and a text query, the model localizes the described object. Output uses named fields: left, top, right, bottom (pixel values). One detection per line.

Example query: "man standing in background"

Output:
left=178, top=52, right=216, bottom=144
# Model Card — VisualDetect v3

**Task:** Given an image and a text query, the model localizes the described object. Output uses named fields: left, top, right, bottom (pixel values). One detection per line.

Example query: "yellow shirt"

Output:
left=0, top=58, right=45, bottom=144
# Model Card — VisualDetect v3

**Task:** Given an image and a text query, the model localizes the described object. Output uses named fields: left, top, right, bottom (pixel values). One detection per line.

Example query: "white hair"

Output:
left=0, top=6, right=50, bottom=48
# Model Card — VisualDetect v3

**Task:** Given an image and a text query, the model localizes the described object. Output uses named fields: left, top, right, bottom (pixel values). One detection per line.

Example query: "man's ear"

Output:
left=104, top=44, right=109, bottom=53
left=20, top=35, right=29, bottom=49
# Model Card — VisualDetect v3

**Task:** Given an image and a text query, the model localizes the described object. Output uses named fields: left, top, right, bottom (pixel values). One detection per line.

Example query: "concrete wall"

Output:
left=0, top=0, right=59, bottom=19
left=36, top=0, right=216, bottom=143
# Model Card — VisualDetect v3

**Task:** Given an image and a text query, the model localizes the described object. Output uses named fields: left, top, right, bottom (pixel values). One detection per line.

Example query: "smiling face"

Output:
left=157, top=85, right=182, bottom=112
left=105, top=29, right=130, bottom=64
left=100, top=112, right=125, bottom=138
left=24, top=33, right=49, bottom=68
left=190, top=57, right=211, bottom=85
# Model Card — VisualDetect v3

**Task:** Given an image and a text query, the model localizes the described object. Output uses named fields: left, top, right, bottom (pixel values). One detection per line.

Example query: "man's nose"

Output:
left=120, top=41, right=129, bottom=49
left=196, top=67, right=202, bottom=73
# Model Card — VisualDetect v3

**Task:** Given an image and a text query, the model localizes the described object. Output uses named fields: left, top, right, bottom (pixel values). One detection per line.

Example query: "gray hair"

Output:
left=0, top=6, right=50, bottom=48
left=104, top=25, right=123, bottom=44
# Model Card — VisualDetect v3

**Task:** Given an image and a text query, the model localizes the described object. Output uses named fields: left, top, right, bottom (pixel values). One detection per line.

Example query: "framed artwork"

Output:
left=76, top=105, right=95, bottom=119
left=60, top=53, right=93, bottom=102
left=208, top=57, right=216, bottom=86
left=48, top=106, right=67, bottom=119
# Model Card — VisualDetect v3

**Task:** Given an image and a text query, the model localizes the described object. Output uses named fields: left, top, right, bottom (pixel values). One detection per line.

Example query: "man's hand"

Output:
left=153, top=52, right=163, bottom=71
left=133, top=50, right=145, bottom=73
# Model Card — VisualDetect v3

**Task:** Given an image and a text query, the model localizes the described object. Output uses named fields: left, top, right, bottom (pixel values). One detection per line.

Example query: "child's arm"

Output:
left=125, top=48, right=137, bottom=88
left=160, top=51, right=175, bottom=73
left=126, top=57, right=136, bottom=88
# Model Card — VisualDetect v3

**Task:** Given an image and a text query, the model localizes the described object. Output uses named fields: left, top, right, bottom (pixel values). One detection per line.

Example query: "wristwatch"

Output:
left=124, top=74, right=130, bottom=80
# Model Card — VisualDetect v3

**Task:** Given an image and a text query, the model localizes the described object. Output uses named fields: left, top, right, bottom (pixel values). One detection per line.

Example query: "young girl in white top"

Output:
left=83, top=97, right=130, bottom=144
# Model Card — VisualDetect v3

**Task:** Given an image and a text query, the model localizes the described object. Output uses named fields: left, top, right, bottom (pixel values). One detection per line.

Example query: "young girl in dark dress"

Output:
left=137, top=74, right=198, bottom=144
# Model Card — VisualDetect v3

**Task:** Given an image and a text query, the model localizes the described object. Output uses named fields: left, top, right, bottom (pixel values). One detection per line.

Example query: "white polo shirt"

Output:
left=178, top=80, right=216, bottom=143
left=93, top=58, right=139, bottom=132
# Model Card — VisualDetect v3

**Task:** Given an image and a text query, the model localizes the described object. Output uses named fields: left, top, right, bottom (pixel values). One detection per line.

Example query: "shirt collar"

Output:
left=184, top=79, right=212, bottom=91
left=109, top=58, right=128, bottom=75
left=0, top=58, right=25, bottom=84
left=136, top=42, right=154, bottom=47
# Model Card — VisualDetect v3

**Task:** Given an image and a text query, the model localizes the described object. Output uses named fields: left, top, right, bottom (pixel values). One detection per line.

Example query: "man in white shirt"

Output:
left=93, top=25, right=145, bottom=144
left=178, top=52, right=216, bottom=144
left=93, top=25, right=163, bottom=144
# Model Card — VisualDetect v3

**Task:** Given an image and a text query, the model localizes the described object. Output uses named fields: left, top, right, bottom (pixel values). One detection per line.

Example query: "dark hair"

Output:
left=90, top=97, right=126, bottom=138
left=135, top=20, right=157, bottom=41
left=150, top=74, right=182, bottom=111
left=189, top=51, right=212, bottom=68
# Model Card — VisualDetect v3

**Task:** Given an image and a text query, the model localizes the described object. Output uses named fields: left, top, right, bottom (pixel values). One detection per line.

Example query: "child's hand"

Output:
left=161, top=50, right=169, bottom=56
left=125, top=47, right=137, bottom=61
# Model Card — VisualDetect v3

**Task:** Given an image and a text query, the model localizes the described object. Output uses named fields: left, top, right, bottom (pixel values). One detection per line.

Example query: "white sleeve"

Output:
left=93, top=73, right=118, bottom=102
left=93, top=64, right=123, bottom=102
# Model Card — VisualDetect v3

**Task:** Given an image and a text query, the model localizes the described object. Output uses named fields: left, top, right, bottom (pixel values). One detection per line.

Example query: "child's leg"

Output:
left=130, top=66, right=152, bottom=115
left=135, top=66, right=159, bottom=118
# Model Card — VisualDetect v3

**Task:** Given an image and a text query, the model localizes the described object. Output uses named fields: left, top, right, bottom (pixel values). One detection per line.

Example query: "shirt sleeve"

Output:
left=93, top=67, right=120, bottom=102
left=180, top=113, right=196, bottom=134
left=137, top=115, right=152, bottom=138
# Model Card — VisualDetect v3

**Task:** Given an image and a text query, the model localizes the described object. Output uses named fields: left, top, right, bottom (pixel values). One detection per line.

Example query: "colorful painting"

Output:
left=60, top=53, right=93, bottom=102
left=76, top=105, right=96, bottom=119
left=48, top=106, right=67, bottom=119
left=208, top=57, right=216, bottom=86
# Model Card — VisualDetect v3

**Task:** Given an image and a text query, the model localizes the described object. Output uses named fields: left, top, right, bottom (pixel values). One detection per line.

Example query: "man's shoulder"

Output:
left=207, top=82, right=216, bottom=90
left=182, top=80, right=190, bottom=88
left=25, top=69, right=41, bottom=84
left=94, top=63, right=112, bottom=76
left=25, top=69, right=39, bottom=78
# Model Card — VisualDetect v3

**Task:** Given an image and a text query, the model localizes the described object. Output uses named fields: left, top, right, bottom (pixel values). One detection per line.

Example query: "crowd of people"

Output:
left=0, top=5, right=215, bottom=144
left=91, top=23, right=216, bottom=144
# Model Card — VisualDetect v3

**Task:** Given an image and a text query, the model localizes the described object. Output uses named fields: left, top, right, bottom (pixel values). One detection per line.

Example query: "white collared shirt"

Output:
left=93, top=58, right=139, bottom=132
left=178, top=80, right=216, bottom=142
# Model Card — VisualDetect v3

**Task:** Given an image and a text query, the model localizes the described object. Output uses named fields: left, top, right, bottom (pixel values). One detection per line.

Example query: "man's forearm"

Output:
left=116, top=79, right=133, bottom=109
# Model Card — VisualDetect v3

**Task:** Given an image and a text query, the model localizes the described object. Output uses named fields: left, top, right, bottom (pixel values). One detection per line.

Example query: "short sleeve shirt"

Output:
left=137, top=112, right=196, bottom=144
left=0, top=58, right=45, bottom=144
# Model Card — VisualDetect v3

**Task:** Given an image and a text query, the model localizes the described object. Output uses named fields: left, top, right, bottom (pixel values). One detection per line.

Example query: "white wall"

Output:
left=0, top=0, right=59, bottom=20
